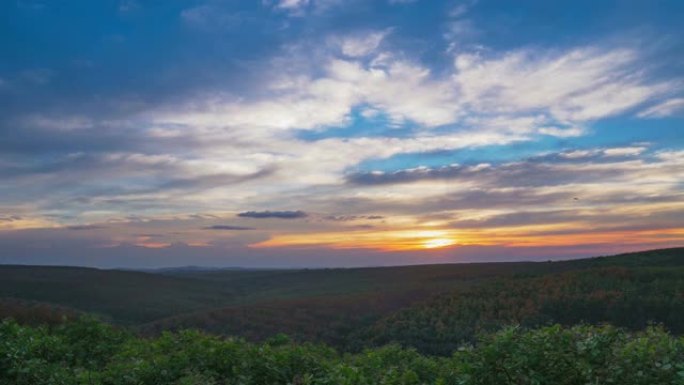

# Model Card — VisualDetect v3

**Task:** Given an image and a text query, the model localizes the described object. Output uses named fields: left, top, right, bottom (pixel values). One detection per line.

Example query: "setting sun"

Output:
left=423, top=238, right=456, bottom=249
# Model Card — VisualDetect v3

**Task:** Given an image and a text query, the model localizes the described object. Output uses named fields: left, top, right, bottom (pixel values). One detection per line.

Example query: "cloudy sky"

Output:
left=1, top=0, right=683, bottom=268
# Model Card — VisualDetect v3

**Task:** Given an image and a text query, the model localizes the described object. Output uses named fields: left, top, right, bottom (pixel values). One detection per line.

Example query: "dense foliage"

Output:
left=363, top=266, right=684, bottom=355
left=2, top=317, right=684, bottom=385
left=2, top=248, right=684, bottom=359
left=140, top=264, right=684, bottom=356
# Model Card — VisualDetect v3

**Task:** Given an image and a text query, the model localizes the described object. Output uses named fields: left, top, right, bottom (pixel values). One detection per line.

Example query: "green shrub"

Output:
left=1, top=318, right=683, bottom=385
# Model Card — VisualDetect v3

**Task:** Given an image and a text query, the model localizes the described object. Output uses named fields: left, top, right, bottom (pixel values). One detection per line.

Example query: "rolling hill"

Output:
left=1, top=247, right=682, bottom=355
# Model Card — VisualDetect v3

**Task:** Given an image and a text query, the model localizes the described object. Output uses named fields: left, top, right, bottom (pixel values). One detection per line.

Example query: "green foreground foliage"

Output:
left=2, top=317, right=684, bottom=385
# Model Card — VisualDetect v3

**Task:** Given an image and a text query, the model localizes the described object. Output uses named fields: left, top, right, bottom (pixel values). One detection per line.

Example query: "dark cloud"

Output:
left=202, top=225, right=255, bottom=230
left=345, top=149, right=660, bottom=188
left=160, top=168, right=276, bottom=191
left=450, top=210, right=580, bottom=229
left=237, top=210, right=308, bottom=219
left=324, top=214, right=384, bottom=221
left=66, top=224, right=107, bottom=230
left=347, top=165, right=465, bottom=185
left=189, top=214, right=220, bottom=220
left=0, top=215, right=22, bottom=222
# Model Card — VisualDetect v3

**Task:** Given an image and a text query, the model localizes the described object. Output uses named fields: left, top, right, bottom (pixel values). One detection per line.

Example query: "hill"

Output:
left=139, top=248, right=684, bottom=354
left=1, top=247, right=682, bottom=355
left=0, top=258, right=572, bottom=324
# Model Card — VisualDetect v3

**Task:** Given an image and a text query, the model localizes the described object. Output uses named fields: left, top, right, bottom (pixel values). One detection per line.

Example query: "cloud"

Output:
left=638, top=98, right=684, bottom=118
left=268, top=0, right=311, bottom=15
left=4, top=41, right=677, bottom=229
left=0, top=215, right=22, bottom=222
left=324, top=214, right=384, bottom=221
left=156, top=40, right=675, bottom=142
left=337, top=30, right=390, bottom=57
left=452, top=47, right=674, bottom=123
left=180, top=5, right=245, bottom=29
left=449, top=1, right=477, bottom=18
left=66, top=225, right=107, bottom=230
left=274, top=0, right=310, bottom=10
left=19, top=69, right=54, bottom=85
left=346, top=145, right=680, bottom=187
left=266, top=0, right=349, bottom=15
left=202, top=225, right=255, bottom=230
left=7, top=56, right=669, bottom=227
left=238, top=210, right=308, bottom=219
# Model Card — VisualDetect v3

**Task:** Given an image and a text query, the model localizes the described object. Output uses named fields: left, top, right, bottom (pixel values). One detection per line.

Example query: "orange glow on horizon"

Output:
left=251, top=228, right=467, bottom=251
left=423, top=238, right=456, bottom=249
left=249, top=225, right=684, bottom=252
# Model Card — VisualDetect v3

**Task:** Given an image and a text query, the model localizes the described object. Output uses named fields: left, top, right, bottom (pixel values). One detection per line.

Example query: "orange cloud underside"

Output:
left=251, top=226, right=684, bottom=251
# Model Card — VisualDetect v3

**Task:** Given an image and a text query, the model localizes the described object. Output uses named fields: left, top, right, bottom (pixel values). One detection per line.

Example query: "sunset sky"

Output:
left=1, top=0, right=683, bottom=268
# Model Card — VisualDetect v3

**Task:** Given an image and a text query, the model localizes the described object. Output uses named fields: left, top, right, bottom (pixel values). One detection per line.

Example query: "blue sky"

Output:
left=1, top=0, right=683, bottom=267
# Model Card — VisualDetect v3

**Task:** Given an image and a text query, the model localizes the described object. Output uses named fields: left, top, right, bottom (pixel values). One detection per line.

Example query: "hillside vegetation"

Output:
left=1, top=248, right=683, bottom=355
left=2, top=248, right=684, bottom=384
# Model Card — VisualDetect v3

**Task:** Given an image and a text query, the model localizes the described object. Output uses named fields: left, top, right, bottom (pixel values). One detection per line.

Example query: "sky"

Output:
left=1, top=0, right=683, bottom=268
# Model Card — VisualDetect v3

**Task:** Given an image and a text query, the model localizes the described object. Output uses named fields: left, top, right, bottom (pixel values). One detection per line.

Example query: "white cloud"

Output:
left=537, top=126, right=585, bottom=138
left=157, top=42, right=674, bottom=141
left=268, top=0, right=311, bottom=15
left=338, top=30, right=390, bottom=57
left=275, top=0, right=310, bottom=10
left=266, top=0, right=353, bottom=16
left=154, top=54, right=459, bottom=130
left=603, top=146, right=647, bottom=157
left=449, top=2, right=474, bottom=18
left=453, top=47, right=673, bottom=122
left=12, top=37, right=679, bottom=234
left=147, top=40, right=680, bottom=204
left=638, top=98, right=684, bottom=118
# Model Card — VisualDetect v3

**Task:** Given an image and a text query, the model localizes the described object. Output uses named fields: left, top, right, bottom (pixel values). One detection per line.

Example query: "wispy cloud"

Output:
left=66, top=225, right=107, bottom=231
left=238, top=210, right=308, bottom=219
left=202, top=225, right=255, bottom=230
left=638, top=98, right=684, bottom=118
left=336, top=30, right=391, bottom=57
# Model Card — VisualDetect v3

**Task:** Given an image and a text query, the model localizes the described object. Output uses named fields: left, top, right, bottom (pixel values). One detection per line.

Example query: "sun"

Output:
left=423, top=238, right=456, bottom=249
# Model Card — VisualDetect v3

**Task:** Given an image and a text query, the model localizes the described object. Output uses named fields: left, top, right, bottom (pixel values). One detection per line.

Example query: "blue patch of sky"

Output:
left=355, top=136, right=560, bottom=172
left=0, top=1, right=285, bottom=113
left=353, top=117, right=683, bottom=173
left=296, top=105, right=419, bottom=140
left=461, top=0, right=684, bottom=50
left=585, top=117, right=684, bottom=150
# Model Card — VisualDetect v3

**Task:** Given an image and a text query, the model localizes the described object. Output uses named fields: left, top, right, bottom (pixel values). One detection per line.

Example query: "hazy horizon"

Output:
left=1, top=0, right=683, bottom=268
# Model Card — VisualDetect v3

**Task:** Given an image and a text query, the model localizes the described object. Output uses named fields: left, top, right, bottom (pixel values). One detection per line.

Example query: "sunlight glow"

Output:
left=423, top=238, right=456, bottom=249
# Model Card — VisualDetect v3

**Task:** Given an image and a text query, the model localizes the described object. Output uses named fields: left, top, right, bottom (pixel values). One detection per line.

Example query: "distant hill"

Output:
left=0, top=258, right=566, bottom=324
left=0, top=265, right=232, bottom=323
left=572, top=247, right=684, bottom=268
